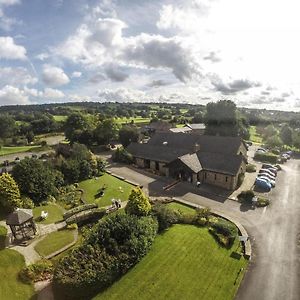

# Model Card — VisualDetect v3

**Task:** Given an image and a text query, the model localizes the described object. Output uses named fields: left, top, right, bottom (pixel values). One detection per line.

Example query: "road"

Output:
left=108, top=159, right=300, bottom=300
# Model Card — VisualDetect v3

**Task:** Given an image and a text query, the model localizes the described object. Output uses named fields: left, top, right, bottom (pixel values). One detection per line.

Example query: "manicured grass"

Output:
left=94, top=225, right=248, bottom=300
left=0, top=248, right=35, bottom=300
left=79, top=173, right=134, bottom=207
left=53, top=115, right=67, bottom=122
left=0, top=145, right=41, bottom=156
left=35, top=230, right=75, bottom=257
left=115, top=117, right=151, bottom=125
left=249, top=126, right=263, bottom=144
left=33, top=204, right=64, bottom=224
left=166, top=202, right=196, bottom=215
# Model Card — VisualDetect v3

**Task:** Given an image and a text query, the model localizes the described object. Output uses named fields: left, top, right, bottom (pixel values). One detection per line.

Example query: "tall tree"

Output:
left=119, top=125, right=139, bottom=147
left=0, top=114, right=16, bottom=139
left=125, top=187, right=151, bottom=216
left=280, top=124, right=293, bottom=145
left=204, top=100, right=239, bottom=136
left=94, top=119, right=119, bottom=145
left=0, top=173, right=22, bottom=212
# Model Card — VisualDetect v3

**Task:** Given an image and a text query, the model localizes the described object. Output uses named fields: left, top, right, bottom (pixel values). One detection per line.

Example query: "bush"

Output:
left=66, top=223, right=78, bottom=230
left=0, top=225, right=7, bottom=249
left=125, top=187, right=151, bottom=217
left=237, top=190, right=255, bottom=203
left=237, top=173, right=245, bottom=187
left=53, top=214, right=158, bottom=299
left=63, top=203, right=98, bottom=220
left=21, top=196, right=35, bottom=209
left=179, top=213, right=196, bottom=225
left=209, top=218, right=238, bottom=248
left=194, top=207, right=211, bottom=226
left=254, top=152, right=278, bottom=164
left=19, top=260, right=54, bottom=284
left=256, top=197, right=270, bottom=207
left=112, top=147, right=133, bottom=164
left=151, top=204, right=181, bottom=231
left=246, top=164, right=256, bottom=173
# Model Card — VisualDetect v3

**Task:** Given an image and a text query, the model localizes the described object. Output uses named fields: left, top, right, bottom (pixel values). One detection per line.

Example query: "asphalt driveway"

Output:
left=109, top=159, right=300, bottom=300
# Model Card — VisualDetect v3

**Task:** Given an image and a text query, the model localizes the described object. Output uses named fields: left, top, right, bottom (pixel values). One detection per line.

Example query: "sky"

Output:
left=1, top=0, right=300, bottom=111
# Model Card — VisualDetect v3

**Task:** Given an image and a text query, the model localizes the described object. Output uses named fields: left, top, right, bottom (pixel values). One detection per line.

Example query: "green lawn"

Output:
left=33, top=204, right=64, bottom=224
left=34, top=230, right=75, bottom=257
left=166, top=202, right=196, bottom=215
left=79, top=173, right=134, bottom=207
left=0, top=145, right=41, bottom=156
left=0, top=248, right=35, bottom=300
left=115, top=117, right=151, bottom=125
left=53, top=115, right=67, bottom=122
left=249, top=126, right=263, bottom=144
left=94, top=225, right=248, bottom=300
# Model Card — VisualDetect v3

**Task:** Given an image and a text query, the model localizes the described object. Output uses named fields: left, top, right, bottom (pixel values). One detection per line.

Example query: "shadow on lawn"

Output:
left=230, top=251, right=242, bottom=260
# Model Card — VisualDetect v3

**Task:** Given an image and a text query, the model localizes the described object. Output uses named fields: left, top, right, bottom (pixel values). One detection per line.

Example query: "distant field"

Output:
left=249, top=126, right=263, bottom=144
left=79, top=173, right=134, bottom=207
left=53, top=115, right=67, bottom=122
left=94, top=225, right=248, bottom=300
left=115, top=117, right=151, bottom=125
left=0, top=145, right=41, bottom=156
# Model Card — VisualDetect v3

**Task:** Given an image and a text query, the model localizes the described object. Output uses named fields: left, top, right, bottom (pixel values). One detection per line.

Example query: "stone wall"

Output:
left=203, top=171, right=235, bottom=190
left=136, top=158, right=145, bottom=168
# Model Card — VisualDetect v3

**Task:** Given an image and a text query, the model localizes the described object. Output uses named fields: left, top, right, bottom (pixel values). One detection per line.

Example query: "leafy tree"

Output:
left=112, top=147, right=133, bottom=163
left=204, top=100, right=239, bottom=136
left=266, top=135, right=283, bottom=148
left=94, top=118, right=119, bottom=145
left=119, top=125, right=139, bottom=147
left=125, top=187, right=151, bottom=216
left=64, top=113, right=91, bottom=144
left=280, top=124, right=293, bottom=145
left=0, top=114, right=16, bottom=139
left=0, top=173, right=22, bottom=212
left=12, top=158, right=59, bottom=203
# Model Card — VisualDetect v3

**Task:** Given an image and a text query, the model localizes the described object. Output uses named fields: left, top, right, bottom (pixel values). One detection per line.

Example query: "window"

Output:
left=204, top=172, right=207, bottom=179
left=226, top=176, right=228, bottom=182
left=214, top=174, right=217, bottom=180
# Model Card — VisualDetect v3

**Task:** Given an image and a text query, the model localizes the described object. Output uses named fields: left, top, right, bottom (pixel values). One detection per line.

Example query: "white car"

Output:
left=258, top=172, right=276, bottom=181
left=260, top=168, right=277, bottom=177
left=258, top=176, right=275, bottom=187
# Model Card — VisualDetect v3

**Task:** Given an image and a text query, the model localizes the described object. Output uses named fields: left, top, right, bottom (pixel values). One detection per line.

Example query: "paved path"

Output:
left=109, top=158, right=300, bottom=300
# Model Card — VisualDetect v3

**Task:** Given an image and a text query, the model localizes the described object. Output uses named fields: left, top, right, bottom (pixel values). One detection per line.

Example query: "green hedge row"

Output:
left=63, top=203, right=98, bottom=220
left=254, top=152, right=278, bottom=164
left=65, top=207, right=106, bottom=225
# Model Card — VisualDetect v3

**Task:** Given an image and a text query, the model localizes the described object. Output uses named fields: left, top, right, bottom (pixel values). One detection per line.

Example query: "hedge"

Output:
left=246, top=164, right=256, bottom=173
left=19, top=260, right=54, bottom=283
left=63, top=203, right=98, bottom=220
left=254, top=152, right=279, bottom=164
left=53, top=214, right=158, bottom=300
left=65, top=208, right=106, bottom=225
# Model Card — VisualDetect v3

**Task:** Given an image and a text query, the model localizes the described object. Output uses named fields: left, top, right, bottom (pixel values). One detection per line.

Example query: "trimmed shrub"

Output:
left=151, top=204, right=181, bottom=231
left=194, top=207, right=211, bottom=226
left=125, top=187, right=151, bottom=217
left=19, top=260, right=54, bottom=284
left=246, top=164, right=256, bottom=173
left=0, top=225, right=7, bottom=249
left=21, top=196, right=35, bottom=209
left=254, top=152, right=278, bottom=164
left=66, top=223, right=78, bottom=230
left=256, top=197, right=270, bottom=207
left=237, top=173, right=245, bottom=187
left=53, top=214, right=158, bottom=300
left=237, top=190, right=255, bottom=203
left=63, top=203, right=98, bottom=220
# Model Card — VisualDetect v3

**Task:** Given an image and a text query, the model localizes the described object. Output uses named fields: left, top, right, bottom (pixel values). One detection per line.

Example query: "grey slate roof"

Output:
left=178, top=153, right=203, bottom=173
left=6, top=208, right=33, bottom=225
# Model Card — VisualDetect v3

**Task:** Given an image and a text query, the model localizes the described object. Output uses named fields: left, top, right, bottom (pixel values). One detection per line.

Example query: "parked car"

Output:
left=255, top=178, right=272, bottom=191
left=281, top=153, right=291, bottom=160
left=258, top=176, right=275, bottom=187
left=257, top=147, right=267, bottom=152
left=258, top=172, right=276, bottom=181
left=260, top=168, right=277, bottom=176
left=262, top=163, right=278, bottom=170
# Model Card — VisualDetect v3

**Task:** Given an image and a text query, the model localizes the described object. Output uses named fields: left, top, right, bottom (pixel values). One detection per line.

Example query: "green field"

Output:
left=115, top=117, right=151, bottom=125
left=94, top=225, right=247, bottom=300
left=33, top=204, right=64, bottom=225
left=35, top=230, right=75, bottom=257
left=53, top=115, right=67, bottom=122
left=249, top=126, right=263, bottom=144
left=79, top=173, right=134, bottom=207
left=0, top=145, right=42, bottom=156
left=0, top=248, right=35, bottom=300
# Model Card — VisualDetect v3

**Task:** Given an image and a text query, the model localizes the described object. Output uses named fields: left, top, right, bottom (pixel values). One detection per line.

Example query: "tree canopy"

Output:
left=125, top=187, right=151, bottom=216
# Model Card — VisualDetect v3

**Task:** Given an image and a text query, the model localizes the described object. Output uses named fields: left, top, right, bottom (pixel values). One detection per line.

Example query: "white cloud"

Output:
left=0, top=36, right=27, bottom=60
left=98, top=87, right=146, bottom=102
left=71, top=71, right=82, bottom=78
left=43, top=88, right=65, bottom=99
left=0, top=85, right=29, bottom=106
left=42, top=65, right=70, bottom=87
left=0, top=0, right=21, bottom=31
left=0, top=67, right=37, bottom=88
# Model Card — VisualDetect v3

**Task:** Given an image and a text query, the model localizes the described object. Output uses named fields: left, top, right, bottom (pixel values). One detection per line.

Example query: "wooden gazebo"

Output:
left=6, top=208, right=37, bottom=240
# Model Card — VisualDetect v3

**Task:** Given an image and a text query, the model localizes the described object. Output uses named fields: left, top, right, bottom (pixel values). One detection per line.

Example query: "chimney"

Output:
left=193, top=143, right=200, bottom=152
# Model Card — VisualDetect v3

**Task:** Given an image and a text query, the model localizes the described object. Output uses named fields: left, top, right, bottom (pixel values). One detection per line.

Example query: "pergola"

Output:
left=6, top=208, right=37, bottom=240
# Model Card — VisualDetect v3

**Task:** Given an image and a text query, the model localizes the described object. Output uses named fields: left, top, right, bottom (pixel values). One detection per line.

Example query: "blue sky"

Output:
left=1, top=0, right=300, bottom=110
